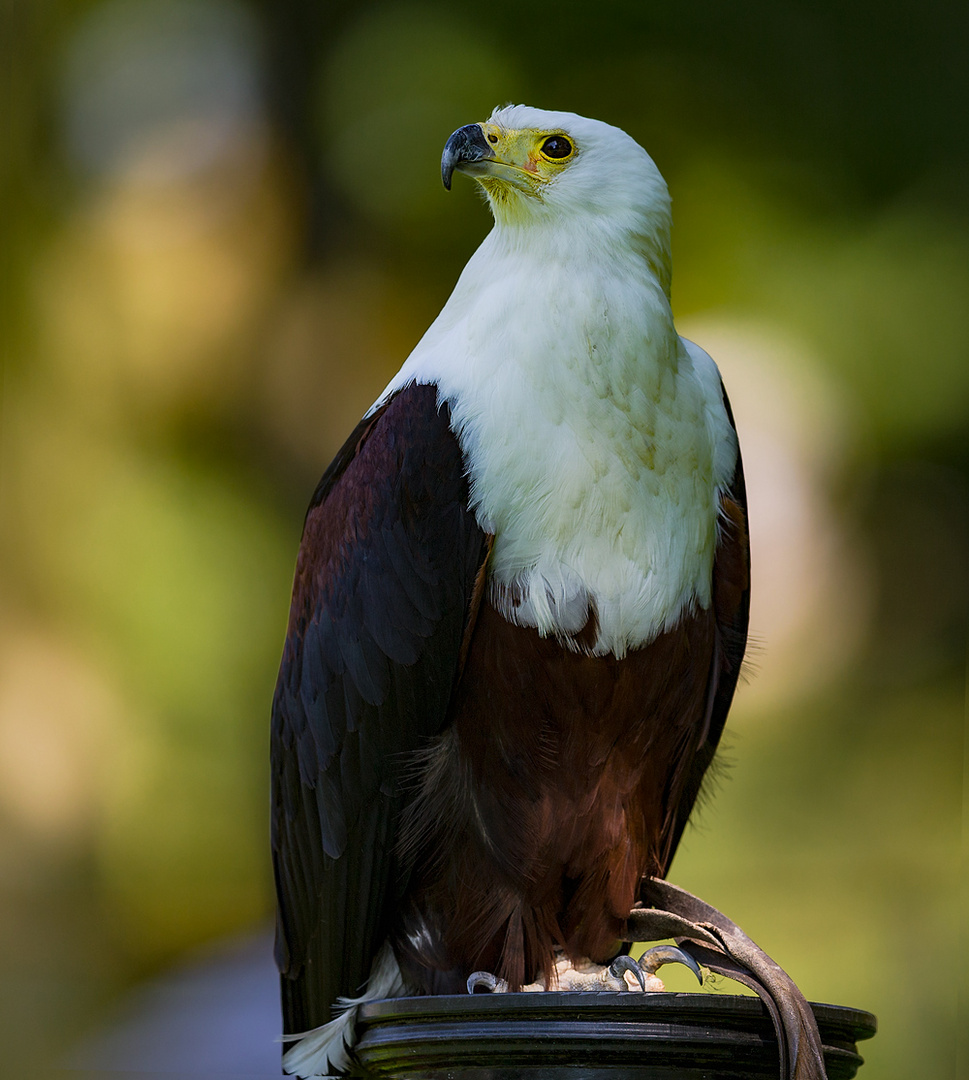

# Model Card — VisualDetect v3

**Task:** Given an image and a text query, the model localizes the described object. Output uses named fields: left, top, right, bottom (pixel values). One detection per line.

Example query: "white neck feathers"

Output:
left=380, top=200, right=735, bottom=657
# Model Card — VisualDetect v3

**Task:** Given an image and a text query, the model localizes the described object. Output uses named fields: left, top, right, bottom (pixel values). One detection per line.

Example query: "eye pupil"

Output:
left=542, top=135, right=572, bottom=159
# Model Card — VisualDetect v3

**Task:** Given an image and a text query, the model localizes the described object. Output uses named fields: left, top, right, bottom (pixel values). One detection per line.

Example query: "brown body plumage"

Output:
left=395, top=493, right=747, bottom=995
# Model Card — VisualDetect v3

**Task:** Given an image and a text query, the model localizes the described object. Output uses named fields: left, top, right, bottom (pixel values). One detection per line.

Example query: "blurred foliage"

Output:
left=1, top=0, right=966, bottom=1077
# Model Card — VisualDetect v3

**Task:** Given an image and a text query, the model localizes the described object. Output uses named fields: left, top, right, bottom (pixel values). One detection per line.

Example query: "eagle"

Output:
left=271, top=105, right=750, bottom=1078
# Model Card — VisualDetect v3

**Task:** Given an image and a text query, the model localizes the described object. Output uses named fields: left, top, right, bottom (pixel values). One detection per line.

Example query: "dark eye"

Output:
left=541, top=135, right=573, bottom=159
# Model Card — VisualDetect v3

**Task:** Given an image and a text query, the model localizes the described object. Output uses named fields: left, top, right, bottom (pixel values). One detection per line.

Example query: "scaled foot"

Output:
left=467, top=945, right=702, bottom=994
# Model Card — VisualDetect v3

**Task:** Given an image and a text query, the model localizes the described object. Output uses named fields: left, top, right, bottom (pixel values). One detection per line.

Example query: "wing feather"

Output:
left=660, top=381, right=750, bottom=871
left=271, top=383, right=489, bottom=1033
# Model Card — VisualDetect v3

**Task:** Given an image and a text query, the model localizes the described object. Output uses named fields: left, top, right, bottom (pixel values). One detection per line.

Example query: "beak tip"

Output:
left=441, top=123, right=489, bottom=193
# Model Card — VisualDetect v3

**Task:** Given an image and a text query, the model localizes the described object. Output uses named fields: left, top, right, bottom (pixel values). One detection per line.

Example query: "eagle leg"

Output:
left=466, top=946, right=701, bottom=995
left=634, top=878, right=829, bottom=1080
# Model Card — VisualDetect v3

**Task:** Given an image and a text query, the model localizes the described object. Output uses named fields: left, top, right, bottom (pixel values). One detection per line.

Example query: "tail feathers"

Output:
left=280, top=1011, right=355, bottom=1079
left=280, top=943, right=406, bottom=1078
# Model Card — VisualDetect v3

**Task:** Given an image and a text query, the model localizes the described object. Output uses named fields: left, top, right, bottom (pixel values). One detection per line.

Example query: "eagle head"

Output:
left=442, top=104, right=672, bottom=295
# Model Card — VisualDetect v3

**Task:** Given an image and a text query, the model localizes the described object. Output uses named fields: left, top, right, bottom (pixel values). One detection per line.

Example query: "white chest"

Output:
left=382, top=235, right=736, bottom=657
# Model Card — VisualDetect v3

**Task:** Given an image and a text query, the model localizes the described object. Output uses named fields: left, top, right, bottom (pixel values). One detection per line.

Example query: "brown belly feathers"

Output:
left=393, top=599, right=717, bottom=994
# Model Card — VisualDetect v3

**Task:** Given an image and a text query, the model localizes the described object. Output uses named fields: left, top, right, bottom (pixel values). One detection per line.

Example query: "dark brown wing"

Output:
left=659, top=381, right=750, bottom=871
left=270, top=382, right=490, bottom=1034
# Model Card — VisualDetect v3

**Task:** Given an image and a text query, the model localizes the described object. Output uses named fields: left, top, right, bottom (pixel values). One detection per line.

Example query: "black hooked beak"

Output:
left=441, top=124, right=492, bottom=190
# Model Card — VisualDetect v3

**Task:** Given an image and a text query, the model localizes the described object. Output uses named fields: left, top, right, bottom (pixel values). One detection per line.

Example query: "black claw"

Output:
left=639, top=944, right=704, bottom=985
left=609, top=953, right=647, bottom=991
left=467, top=970, right=505, bottom=994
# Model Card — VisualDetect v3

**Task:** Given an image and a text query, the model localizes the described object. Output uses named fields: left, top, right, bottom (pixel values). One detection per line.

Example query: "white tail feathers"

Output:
left=280, top=942, right=406, bottom=1078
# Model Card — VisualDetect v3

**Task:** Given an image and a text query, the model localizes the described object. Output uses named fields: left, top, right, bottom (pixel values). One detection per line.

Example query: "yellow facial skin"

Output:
left=464, top=124, right=577, bottom=205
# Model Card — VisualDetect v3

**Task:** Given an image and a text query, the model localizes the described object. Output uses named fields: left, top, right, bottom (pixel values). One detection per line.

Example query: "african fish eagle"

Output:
left=271, top=104, right=750, bottom=1078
